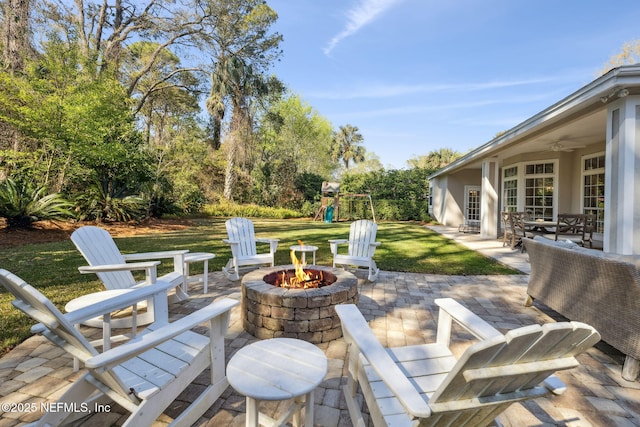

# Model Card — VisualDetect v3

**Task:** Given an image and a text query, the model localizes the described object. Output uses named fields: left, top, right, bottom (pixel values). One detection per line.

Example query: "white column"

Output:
left=481, top=159, right=499, bottom=239
left=604, top=95, right=640, bottom=254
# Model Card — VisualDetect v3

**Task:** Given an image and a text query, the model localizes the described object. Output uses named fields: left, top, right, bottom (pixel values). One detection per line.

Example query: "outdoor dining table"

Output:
left=524, top=220, right=556, bottom=233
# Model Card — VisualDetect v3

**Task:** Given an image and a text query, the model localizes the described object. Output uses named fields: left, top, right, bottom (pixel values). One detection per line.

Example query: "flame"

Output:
left=269, top=241, right=330, bottom=289
left=291, top=241, right=311, bottom=285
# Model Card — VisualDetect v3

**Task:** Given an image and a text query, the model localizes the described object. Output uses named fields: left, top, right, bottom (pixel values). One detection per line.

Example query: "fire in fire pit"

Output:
left=264, top=268, right=337, bottom=289
left=265, top=242, right=336, bottom=289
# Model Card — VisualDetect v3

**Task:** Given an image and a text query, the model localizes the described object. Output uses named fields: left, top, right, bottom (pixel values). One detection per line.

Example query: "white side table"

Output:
left=289, top=245, right=318, bottom=265
left=183, top=252, right=215, bottom=294
left=227, top=338, right=327, bottom=427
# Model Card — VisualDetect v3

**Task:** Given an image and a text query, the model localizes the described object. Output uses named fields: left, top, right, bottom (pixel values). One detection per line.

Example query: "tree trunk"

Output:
left=1, top=0, right=31, bottom=72
left=223, top=138, right=237, bottom=200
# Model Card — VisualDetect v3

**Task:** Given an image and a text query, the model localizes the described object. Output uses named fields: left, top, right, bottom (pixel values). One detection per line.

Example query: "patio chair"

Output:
left=329, top=219, right=381, bottom=281
left=0, top=269, right=238, bottom=427
left=511, top=211, right=534, bottom=251
left=579, top=214, right=596, bottom=248
left=553, top=213, right=593, bottom=246
left=501, top=211, right=514, bottom=247
left=221, top=217, right=279, bottom=281
left=71, top=225, right=190, bottom=327
left=336, top=298, right=600, bottom=427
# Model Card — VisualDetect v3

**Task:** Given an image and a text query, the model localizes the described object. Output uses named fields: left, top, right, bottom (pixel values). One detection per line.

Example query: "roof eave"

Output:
left=428, top=65, right=640, bottom=180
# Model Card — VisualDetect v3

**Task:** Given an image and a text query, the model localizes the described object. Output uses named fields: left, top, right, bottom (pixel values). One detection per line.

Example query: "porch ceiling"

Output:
left=458, top=108, right=606, bottom=170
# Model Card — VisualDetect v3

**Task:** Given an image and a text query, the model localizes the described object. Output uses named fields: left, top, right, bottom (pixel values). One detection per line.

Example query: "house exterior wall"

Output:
left=500, top=148, right=602, bottom=217
left=430, top=170, right=481, bottom=226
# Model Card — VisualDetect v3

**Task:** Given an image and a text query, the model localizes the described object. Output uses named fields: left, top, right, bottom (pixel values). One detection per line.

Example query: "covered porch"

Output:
left=429, top=65, right=640, bottom=255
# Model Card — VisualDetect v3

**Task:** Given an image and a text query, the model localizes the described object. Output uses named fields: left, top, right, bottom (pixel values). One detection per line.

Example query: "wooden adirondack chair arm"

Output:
left=122, top=249, right=189, bottom=261
left=123, top=250, right=189, bottom=274
left=255, top=238, right=279, bottom=252
left=328, top=239, right=348, bottom=255
left=29, top=280, right=177, bottom=335
left=222, top=239, right=238, bottom=245
left=435, top=298, right=502, bottom=347
left=255, top=238, right=279, bottom=243
left=369, top=241, right=381, bottom=255
left=85, top=298, right=239, bottom=370
left=336, top=304, right=432, bottom=418
left=78, top=261, right=161, bottom=274
left=328, top=239, right=348, bottom=244
left=78, top=261, right=161, bottom=286
left=66, top=281, right=176, bottom=325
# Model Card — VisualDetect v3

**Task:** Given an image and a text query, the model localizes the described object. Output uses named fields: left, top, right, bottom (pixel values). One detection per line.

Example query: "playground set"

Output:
left=314, top=181, right=375, bottom=223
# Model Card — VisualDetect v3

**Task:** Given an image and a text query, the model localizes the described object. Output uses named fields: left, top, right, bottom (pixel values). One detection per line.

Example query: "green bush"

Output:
left=373, top=199, right=431, bottom=221
left=202, top=200, right=303, bottom=219
left=74, top=181, right=145, bottom=222
left=0, top=178, right=73, bottom=228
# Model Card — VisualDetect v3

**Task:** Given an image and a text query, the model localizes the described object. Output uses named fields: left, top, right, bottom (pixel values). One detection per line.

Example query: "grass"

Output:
left=0, top=217, right=519, bottom=354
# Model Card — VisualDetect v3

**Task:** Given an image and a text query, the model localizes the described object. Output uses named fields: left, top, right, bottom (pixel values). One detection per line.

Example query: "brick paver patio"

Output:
left=2, top=231, right=640, bottom=426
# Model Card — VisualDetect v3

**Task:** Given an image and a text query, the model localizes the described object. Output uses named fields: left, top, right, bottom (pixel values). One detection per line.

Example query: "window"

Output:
left=502, top=166, right=518, bottom=212
left=582, top=153, right=605, bottom=233
left=524, top=162, right=555, bottom=220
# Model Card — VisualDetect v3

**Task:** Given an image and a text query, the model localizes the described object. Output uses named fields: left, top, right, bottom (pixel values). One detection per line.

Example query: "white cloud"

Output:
left=307, top=78, right=556, bottom=100
left=324, top=0, right=404, bottom=55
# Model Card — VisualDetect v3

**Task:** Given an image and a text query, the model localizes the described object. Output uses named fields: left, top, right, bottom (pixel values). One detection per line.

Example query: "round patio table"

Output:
left=289, top=244, right=318, bottom=265
left=227, top=338, right=327, bottom=427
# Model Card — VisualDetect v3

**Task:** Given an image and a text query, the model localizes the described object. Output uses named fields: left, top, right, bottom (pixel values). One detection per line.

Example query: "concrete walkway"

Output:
left=1, top=228, right=639, bottom=426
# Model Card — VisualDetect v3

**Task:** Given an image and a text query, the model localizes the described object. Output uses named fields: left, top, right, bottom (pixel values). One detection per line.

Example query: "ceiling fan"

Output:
left=546, top=139, right=585, bottom=152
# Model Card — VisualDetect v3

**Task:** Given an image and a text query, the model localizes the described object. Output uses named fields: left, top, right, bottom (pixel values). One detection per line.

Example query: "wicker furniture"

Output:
left=524, top=236, right=640, bottom=380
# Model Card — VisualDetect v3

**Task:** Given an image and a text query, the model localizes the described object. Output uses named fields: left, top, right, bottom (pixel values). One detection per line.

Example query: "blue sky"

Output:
left=267, top=0, right=640, bottom=169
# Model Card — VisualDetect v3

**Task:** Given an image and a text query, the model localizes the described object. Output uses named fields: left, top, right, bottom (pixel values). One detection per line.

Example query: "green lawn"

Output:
left=0, top=218, right=519, bottom=354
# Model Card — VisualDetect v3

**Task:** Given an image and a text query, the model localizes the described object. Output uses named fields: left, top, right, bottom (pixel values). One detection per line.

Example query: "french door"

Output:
left=464, top=186, right=481, bottom=224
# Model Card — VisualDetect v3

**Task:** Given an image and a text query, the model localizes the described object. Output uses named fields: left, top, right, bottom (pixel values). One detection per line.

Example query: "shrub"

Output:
left=202, top=200, right=302, bottom=219
left=74, top=181, right=145, bottom=222
left=0, top=178, right=73, bottom=228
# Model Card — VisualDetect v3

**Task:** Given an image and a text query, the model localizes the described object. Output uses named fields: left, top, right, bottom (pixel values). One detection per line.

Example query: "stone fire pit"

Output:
left=241, top=265, right=359, bottom=343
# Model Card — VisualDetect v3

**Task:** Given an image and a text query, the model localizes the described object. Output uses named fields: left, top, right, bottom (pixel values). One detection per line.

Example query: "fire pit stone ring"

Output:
left=241, top=265, right=359, bottom=343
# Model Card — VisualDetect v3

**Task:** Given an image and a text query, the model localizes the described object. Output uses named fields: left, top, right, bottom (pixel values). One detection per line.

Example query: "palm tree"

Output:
left=202, top=0, right=283, bottom=201
left=332, top=124, right=366, bottom=170
left=406, top=148, right=461, bottom=171
left=207, top=56, right=266, bottom=200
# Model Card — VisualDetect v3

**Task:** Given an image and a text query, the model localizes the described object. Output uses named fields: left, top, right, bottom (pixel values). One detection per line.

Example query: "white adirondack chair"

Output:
left=221, top=217, right=279, bottom=281
left=71, top=226, right=190, bottom=327
left=0, top=269, right=238, bottom=427
left=336, top=299, right=601, bottom=427
left=329, top=219, right=381, bottom=281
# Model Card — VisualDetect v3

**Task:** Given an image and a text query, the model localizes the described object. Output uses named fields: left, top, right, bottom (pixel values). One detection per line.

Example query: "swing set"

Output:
left=313, top=182, right=376, bottom=222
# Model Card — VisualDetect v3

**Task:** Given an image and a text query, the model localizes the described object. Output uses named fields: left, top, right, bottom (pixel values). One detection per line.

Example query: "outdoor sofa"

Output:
left=523, top=236, right=640, bottom=381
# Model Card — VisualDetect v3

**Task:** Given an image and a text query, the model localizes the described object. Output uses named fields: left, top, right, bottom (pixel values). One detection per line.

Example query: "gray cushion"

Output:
left=531, top=235, right=580, bottom=250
